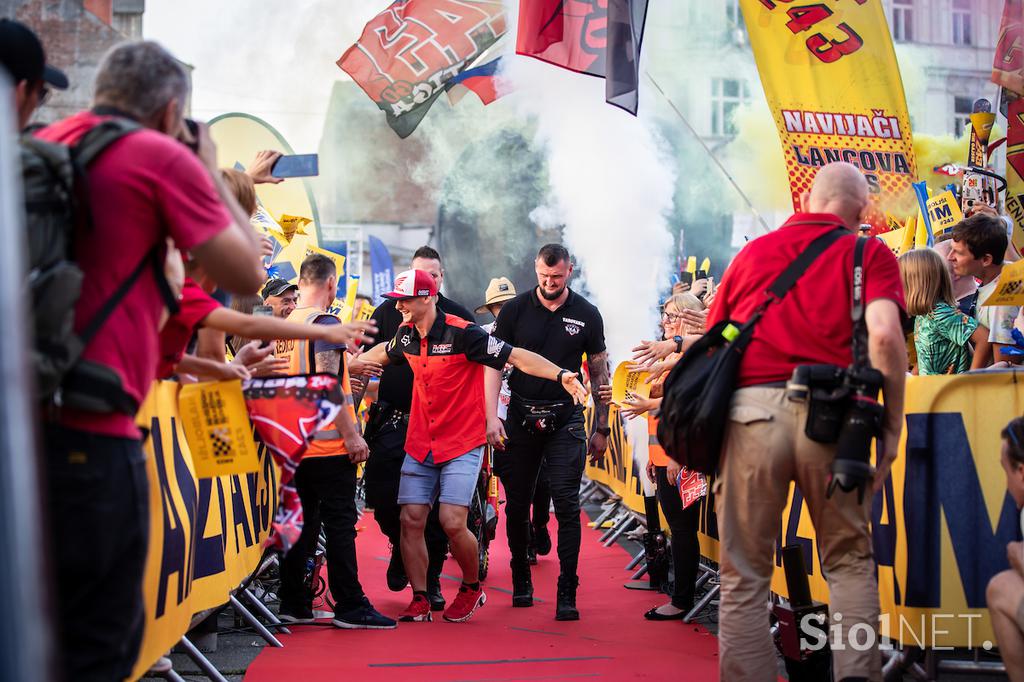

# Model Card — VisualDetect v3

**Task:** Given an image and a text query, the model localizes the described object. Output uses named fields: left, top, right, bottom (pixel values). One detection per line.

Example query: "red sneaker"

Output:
left=443, top=586, right=486, bottom=623
left=398, top=594, right=432, bottom=622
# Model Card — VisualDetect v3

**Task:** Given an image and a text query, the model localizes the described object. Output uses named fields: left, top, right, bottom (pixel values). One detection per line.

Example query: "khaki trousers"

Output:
left=715, top=387, right=882, bottom=682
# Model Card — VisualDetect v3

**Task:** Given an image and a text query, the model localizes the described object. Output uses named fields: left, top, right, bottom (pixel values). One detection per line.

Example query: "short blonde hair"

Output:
left=664, top=292, right=704, bottom=313
left=220, top=168, right=257, bottom=216
left=898, top=248, right=955, bottom=317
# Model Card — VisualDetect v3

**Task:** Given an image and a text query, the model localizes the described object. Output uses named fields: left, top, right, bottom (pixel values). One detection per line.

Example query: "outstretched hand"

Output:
left=559, top=371, right=589, bottom=405
left=247, top=150, right=284, bottom=185
left=632, top=339, right=676, bottom=366
left=326, top=320, right=378, bottom=347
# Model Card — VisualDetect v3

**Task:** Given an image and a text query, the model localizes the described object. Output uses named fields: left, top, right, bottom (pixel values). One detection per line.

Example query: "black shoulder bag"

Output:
left=657, top=226, right=849, bottom=474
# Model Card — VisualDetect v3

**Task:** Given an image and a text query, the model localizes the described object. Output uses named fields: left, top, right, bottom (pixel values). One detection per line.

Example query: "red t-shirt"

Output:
left=157, top=278, right=222, bottom=379
left=706, top=213, right=906, bottom=388
left=36, top=112, right=232, bottom=438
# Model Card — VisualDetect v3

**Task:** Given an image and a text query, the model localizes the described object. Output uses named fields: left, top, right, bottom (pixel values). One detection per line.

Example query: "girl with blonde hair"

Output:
left=899, top=248, right=987, bottom=375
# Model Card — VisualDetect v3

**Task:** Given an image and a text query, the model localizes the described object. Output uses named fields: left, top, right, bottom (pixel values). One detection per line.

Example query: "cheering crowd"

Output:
left=8, top=21, right=1024, bottom=682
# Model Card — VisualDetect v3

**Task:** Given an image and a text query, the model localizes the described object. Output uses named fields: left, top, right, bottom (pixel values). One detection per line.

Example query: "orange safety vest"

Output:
left=277, top=306, right=355, bottom=458
left=647, top=413, right=670, bottom=467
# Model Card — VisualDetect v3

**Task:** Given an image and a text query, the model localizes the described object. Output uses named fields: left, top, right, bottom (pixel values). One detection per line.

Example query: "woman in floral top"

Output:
left=899, top=249, right=988, bottom=375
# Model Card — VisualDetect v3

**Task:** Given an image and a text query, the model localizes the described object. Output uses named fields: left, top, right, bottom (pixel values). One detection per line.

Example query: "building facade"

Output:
left=1, top=0, right=148, bottom=125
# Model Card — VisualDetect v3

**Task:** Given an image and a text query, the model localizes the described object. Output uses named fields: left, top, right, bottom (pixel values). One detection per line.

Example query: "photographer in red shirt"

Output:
left=706, top=163, right=906, bottom=681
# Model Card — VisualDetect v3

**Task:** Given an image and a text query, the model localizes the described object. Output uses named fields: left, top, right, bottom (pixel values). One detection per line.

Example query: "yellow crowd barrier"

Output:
left=587, top=372, right=1023, bottom=648
left=130, top=381, right=279, bottom=679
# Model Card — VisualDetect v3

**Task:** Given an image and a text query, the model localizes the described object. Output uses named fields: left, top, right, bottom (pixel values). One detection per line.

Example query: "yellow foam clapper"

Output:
left=722, top=324, right=740, bottom=342
left=699, top=257, right=711, bottom=276
left=178, top=380, right=260, bottom=479
left=686, top=256, right=697, bottom=275
left=611, top=361, right=651, bottom=406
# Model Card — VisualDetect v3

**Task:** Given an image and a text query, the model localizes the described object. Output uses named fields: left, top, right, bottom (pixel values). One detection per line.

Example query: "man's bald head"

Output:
left=803, top=162, right=870, bottom=229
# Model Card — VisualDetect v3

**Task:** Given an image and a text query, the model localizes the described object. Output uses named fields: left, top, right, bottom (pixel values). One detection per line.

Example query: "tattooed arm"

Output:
left=586, top=351, right=611, bottom=463
left=315, top=348, right=369, bottom=463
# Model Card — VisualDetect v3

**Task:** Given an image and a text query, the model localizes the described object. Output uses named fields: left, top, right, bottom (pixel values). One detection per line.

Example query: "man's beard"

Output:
left=539, top=285, right=565, bottom=301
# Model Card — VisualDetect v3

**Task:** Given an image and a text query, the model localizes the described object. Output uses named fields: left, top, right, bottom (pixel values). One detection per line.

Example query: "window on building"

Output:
left=954, top=96, right=974, bottom=137
left=725, top=0, right=747, bottom=43
left=952, top=0, right=972, bottom=46
left=892, top=0, right=914, bottom=43
left=711, top=78, right=750, bottom=137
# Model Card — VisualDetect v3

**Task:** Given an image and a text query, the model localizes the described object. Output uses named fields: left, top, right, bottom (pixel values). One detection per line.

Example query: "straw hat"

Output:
left=475, top=277, right=517, bottom=314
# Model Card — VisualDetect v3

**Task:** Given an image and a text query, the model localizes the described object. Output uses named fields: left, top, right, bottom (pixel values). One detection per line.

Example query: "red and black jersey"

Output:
left=386, top=313, right=513, bottom=463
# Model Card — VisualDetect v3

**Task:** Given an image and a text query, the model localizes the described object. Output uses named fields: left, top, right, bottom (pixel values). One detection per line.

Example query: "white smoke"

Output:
left=144, top=0, right=379, bottom=150
left=502, top=34, right=676, bottom=364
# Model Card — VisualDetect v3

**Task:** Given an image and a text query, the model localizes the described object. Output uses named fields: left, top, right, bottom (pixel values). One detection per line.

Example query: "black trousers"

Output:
left=363, top=416, right=448, bottom=571
left=44, top=426, right=149, bottom=682
left=495, top=452, right=551, bottom=531
left=501, top=410, right=587, bottom=577
left=280, top=456, right=364, bottom=613
left=655, top=466, right=701, bottom=610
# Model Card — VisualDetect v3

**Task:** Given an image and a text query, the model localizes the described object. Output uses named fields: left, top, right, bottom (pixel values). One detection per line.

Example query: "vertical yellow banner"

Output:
left=740, top=0, right=918, bottom=227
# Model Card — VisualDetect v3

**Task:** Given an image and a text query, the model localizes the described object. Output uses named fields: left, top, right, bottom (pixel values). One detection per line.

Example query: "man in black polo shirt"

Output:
left=491, top=243, right=610, bottom=621
left=359, top=246, right=475, bottom=612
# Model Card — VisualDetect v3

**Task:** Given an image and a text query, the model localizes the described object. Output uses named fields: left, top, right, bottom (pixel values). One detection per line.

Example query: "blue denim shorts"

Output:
left=397, top=446, right=484, bottom=507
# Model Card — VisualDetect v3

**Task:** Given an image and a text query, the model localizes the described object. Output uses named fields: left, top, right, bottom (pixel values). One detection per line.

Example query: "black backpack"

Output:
left=20, top=118, right=177, bottom=412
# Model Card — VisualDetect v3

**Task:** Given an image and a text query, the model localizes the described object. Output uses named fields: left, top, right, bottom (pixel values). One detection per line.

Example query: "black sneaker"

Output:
left=278, top=602, right=315, bottom=624
left=527, top=544, right=538, bottom=566
left=555, top=575, right=579, bottom=621
left=534, top=525, right=552, bottom=556
left=427, top=575, right=446, bottom=611
left=386, top=546, right=408, bottom=592
left=511, top=562, right=534, bottom=608
left=333, top=597, right=398, bottom=630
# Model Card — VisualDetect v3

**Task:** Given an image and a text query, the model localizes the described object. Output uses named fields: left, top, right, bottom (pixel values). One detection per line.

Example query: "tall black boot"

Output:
left=511, top=561, right=534, bottom=607
left=555, top=574, right=579, bottom=621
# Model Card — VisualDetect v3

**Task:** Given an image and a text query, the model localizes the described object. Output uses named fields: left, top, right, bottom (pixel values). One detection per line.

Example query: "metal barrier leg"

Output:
left=592, top=502, right=621, bottom=530
left=625, top=548, right=646, bottom=571
left=178, top=636, right=230, bottom=682
left=631, top=563, right=648, bottom=580
left=603, top=517, right=637, bottom=547
left=242, top=587, right=291, bottom=634
left=694, top=564, right=715, bottom=592
left=683, top=583, right=719, bottom=623
left=230, top=594, right=283, bottom=648
left=599, top=512, right=630, bottom=543
left=164, top=668, right=188, bottom=682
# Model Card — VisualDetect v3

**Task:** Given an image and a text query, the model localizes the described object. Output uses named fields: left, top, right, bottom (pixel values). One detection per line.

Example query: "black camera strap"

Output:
left=748, top=226, right=848, bottom=324
left=851, top=236, right=870, bottom=366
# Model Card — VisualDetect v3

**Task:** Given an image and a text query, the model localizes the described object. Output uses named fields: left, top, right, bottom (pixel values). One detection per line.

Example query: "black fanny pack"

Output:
left=509, top=392, right=575, bottom=436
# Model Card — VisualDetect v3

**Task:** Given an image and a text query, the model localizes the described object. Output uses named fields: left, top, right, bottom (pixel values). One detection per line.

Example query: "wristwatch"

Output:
left=673, top=335, right=684, bottom=354
left=595, top=426, right=611, bottom=437
left=556, top=368, right=568, bottom=383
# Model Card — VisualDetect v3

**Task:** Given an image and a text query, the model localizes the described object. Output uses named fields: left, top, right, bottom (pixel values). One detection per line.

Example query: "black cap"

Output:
left=261, top=278, right=298, bottom=300
left=0, top=19, right=69, bottom=90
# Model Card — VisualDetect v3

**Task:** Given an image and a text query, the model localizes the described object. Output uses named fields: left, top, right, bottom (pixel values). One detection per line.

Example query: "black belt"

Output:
left=750, top=381, right=787, bottom=389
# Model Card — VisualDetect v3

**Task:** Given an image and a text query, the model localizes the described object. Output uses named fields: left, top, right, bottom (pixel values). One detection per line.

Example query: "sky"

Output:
left=144, top=0, right=382, bottom=150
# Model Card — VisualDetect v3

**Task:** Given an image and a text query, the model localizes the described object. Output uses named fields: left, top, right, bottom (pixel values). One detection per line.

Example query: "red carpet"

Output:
left=245, top=508, right=720, bottom=681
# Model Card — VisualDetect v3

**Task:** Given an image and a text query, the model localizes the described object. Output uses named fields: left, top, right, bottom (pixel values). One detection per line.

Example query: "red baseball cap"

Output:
left=383, top=269, right=438, bottom=299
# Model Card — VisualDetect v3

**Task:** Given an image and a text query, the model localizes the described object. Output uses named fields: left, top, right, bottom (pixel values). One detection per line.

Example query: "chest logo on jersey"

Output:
left=563, top=317, right=585, bottom=336
left=401, top=334, right=412, bottom=346
left=431, top=343, right=453, bottom=354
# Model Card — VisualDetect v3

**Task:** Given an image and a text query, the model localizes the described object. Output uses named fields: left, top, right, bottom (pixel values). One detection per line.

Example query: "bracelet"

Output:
left=556, top=368, right=568, bottom=383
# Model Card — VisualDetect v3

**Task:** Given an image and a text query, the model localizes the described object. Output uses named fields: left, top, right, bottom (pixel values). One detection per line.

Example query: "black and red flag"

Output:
left=338, top=0, right=507, bottom=138
left=516, top=0, right=649, bottom=115
left=243, top=373, right=346, bottom=552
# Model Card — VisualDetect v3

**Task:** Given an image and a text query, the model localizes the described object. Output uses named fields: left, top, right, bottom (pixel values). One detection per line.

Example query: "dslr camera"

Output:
left=786, top=363, right=885, bottom=503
